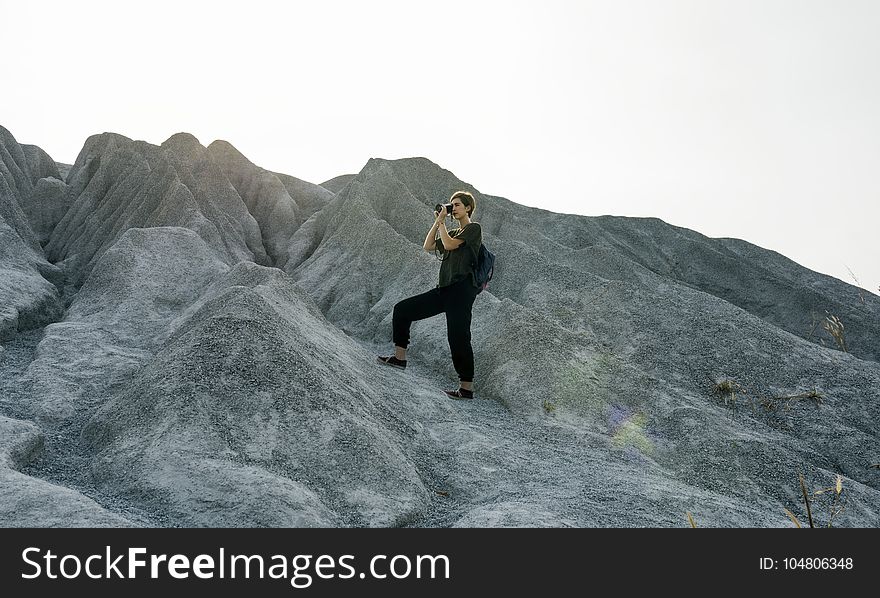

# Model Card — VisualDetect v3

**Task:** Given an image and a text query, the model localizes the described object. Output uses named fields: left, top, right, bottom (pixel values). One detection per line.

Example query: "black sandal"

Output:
left=444, top=388, right=474, bottom=400
left=377, top=355, right=407, bottom=370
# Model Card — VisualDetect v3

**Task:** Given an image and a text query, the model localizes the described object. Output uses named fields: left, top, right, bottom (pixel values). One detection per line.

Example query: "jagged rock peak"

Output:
left=160, top=132, right=206, bottom=159
left=320, top=174, right=356, bottom=194
left=0, top=124, right=20, bottom=148
left=206, top=139, right=256, bottom=169
left=21, top=145, right=61, bottom=182
left=78, top=132, right=134, bottom=155
left=0, top=126, right=48, bottom=177
left=362, top=156, right=445, bottom=175
left=67, top=132, right=133, bottom=183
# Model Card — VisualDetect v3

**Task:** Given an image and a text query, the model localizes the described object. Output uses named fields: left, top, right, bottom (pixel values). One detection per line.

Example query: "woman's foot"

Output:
left=444, top=388, right=474, bottom=400
left=377, top=355, right=407, bottom=369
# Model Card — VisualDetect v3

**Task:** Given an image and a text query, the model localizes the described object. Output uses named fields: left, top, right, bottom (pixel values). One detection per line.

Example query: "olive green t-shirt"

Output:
left=435, top=223, right=482, bottom=288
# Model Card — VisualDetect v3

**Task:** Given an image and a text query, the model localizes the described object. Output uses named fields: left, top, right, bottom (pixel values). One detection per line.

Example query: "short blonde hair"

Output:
left=450, top=191, right=476, bottom=217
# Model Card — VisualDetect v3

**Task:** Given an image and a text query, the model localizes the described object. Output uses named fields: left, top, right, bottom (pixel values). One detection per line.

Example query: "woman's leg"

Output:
left=392, top=288, right=444, bottom=357
left=445, top=285, right=478, bottom=386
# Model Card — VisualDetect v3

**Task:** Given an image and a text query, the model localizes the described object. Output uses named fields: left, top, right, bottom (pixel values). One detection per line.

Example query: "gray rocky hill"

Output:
left=1, top=123, right=878, bottom=527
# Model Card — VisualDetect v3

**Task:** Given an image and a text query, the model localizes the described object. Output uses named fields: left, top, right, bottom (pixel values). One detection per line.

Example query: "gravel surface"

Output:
left=1, top=329, right=159, bottom=526
left=2, top=126, right=879, bottom=527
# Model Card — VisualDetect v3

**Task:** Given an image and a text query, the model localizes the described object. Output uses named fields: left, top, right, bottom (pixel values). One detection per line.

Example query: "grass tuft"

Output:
left=759, top=389, right=823, bottom=413
left=785, top=473, right=847, bottom=528
left=708, top=379, right=823, bottom=428
left=821, top=313, right=847, bottom=352
left=783, top=508, right=802, bottom=528
left=710, top=379, right=745, bottom=408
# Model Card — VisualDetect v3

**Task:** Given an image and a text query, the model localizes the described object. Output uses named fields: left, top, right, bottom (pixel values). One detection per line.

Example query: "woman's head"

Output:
left=449, top=191, right=476, bottom=220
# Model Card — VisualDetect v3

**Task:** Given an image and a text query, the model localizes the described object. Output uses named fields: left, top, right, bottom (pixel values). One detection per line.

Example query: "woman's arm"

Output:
left=423, top=210, right=444, bottom=252
left=437, top=220, right=465, bottom=251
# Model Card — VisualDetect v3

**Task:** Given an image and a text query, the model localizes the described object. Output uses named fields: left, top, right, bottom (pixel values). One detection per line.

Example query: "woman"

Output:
left=377, top=191, right=482, bottom=399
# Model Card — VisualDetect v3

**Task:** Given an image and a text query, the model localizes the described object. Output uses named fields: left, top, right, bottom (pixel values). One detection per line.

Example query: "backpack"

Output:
left=474, top=243, right=495, bottom=293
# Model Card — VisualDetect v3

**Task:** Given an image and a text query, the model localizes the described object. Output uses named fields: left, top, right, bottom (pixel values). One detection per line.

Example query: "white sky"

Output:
left=3, top=0, right=878, bottom=296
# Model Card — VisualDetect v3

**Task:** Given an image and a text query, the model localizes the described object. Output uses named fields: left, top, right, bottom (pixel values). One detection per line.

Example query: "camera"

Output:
left=434, top=203, right=454, bottom=215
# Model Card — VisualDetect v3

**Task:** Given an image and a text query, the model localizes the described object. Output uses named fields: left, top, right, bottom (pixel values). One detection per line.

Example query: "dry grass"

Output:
left=799, top=474, right=815, bottom=528
left=688, top=472, right=846, bottom=527
left=807, top=310, right=848, bottom=353
left=821, top=313, right=847, bottom=352
left=759, top=389, right=824, bottom=412
left=710, top=379, right=746, bottom=408
left=709, top=379, right=823, bottom=424
left=844, top=264, right=866, bottom=305
left=692, top=473, right=847, bottom=528
left=783, top=508, right=802, bottom=528
left=813, top=474, right=846, bottom=527
left=785, top=472, right=846, bottom=528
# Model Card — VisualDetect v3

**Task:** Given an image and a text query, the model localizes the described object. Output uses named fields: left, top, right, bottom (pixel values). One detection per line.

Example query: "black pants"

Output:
left=392, top=277, right=480, bottom=382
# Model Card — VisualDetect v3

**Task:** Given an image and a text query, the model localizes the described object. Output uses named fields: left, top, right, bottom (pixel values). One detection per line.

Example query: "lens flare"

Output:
left=608, top=405, right=654, bottom=457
